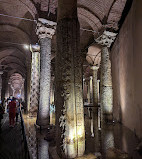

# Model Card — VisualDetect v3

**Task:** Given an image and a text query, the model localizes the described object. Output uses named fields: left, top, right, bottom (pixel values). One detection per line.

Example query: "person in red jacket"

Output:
left=8, top=97, right=16, bottom=127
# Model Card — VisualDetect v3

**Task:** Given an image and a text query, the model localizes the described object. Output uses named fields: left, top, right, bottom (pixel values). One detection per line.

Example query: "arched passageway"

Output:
left=0, top=0, right=142, bottom=159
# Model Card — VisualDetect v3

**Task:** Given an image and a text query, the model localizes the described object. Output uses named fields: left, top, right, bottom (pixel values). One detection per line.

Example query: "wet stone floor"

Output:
left=84, top=106, right=142, bottom=159
left=0, top=114, right=26, bottom=159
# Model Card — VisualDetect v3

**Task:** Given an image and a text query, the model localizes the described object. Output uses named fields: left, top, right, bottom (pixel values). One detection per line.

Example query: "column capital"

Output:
left=30, top=44, right=40, bottom=53
left=36, top=18, right=57, bottom=39
left=95, top=31, right=117, bottom=48
left=91, top=65, right=99, bottom=71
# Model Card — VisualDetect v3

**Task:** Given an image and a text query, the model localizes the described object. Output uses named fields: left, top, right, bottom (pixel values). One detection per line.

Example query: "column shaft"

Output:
left=0, top=74, right=2, bottom=100
left=55, top=18, right=85, bottom=158
left=27, top=64, right=31, bottom=112
left=92, top=66, right=99, bottom=106
left=36, top=38, right=51, bottom=127
left=90, top=76, right=93, bottom=103
left=100, top=46, right=113, bottom=123
left=29, top=51, right=40, bottom=116
left=87, top=79, right=91, bottom=104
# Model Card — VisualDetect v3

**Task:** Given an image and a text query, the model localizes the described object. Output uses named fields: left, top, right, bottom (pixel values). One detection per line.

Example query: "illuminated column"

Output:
left=50, top=77, right=55, bottom=105
left=97, top=80, right=100, bottom=103
left=55, top=0, right=85, bottom=158
left=36, top=18, right=56, bottom=128
left=91, top=66, right=100, bottom=151
left=50, top=77, right=55, bottom=125
left=91, top=66, right=99, bottom=106
left=96, top=31, right=117, bottom=124
left=29, top=44, right=40, bottom=117
left=90, top=76, right=93, bottom=103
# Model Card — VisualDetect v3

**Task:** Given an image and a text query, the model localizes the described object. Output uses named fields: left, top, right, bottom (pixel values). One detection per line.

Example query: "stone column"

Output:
left=90, top=76, right=93, bottom=103
left=91, top=66, right=99, bottom=106
left=97, top=80, right=100, bottom=103
left=91, top=66, right=100, bottom=151
left=55, top=0, right=85, bottom=158
left=29, top=44, right=40, bottom=117
left=26, top=62, right=31, bottom=112
left=86, top=78, right=91, bottom=104
left=50, top=77, right=55, bottom=105
left=36, top=18, right=56, bottom=128
left=1, top=72, right=8, bottom=101
left=96, top=31, right=117, bottom=124
left=0, top=71, right=3, bottom=100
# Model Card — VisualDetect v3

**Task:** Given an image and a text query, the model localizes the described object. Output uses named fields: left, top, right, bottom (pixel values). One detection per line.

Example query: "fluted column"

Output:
left=36, top=18, right=56, bottom=128
left=55, top=0, right=85, bottom=158
left=96, top=31, right=117, bottom=124
left=29, top=44, right=40, bottom=117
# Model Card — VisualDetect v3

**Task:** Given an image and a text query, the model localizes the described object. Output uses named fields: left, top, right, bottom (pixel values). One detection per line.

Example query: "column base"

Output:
left=36, top=119, right=50, bottom=129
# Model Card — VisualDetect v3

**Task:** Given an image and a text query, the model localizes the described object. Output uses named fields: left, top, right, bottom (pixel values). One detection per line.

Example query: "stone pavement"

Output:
left=0, top=114, right=27, bottom=159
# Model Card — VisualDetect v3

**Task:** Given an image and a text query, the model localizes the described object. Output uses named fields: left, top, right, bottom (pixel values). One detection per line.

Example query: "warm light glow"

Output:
left=69, top=128, right=76, bottom=142
left=77, top=127, right=83, bottom=137
left=23, top=44, right=29, bottom=50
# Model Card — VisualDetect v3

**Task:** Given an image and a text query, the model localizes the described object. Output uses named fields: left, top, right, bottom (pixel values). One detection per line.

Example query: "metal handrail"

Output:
left=20, top=110, right=30, bottom=159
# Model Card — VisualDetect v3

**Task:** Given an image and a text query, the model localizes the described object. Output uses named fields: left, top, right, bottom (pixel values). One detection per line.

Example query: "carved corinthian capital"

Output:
left=36, top=18, right=57, bottom=39
left=95, top=31, right=117, bottom=48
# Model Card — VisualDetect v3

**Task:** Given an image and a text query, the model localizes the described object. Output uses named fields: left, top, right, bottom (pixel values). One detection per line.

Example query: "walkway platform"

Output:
left=0, top=110, right=142, bottom=159
left=0, top=114, right=27, bottom=159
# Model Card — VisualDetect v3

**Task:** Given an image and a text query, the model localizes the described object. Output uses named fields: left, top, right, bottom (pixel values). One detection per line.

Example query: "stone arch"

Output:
left=78, top=7, right=102, bottom=32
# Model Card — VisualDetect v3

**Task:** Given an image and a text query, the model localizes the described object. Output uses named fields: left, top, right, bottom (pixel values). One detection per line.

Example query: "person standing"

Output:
left=8, top=97, right=16, bottom=127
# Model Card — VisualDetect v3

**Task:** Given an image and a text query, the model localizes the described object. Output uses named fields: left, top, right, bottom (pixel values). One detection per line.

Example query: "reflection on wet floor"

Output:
left=23, top=106, right=142, bottom=159
left=84, top=106, right=142, bottom=159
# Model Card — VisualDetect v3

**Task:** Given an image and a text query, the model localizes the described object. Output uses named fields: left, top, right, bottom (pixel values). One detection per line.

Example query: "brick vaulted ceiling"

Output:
left=0, top=0, right=127, bottom=88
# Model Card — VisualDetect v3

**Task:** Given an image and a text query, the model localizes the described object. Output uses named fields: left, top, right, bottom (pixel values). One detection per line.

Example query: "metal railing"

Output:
left=20, top=110, right=30, bottom=159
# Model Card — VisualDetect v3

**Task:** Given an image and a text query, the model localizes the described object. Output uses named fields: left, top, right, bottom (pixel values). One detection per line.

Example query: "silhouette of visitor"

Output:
left=8, top=97, right=16, bottom=127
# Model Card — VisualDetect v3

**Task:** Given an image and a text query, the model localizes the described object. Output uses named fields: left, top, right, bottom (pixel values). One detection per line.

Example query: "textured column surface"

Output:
left=29, top=45, right=40, bottom=117
left=91, top=66, right=100, bottom=151
left=1, top=72, right=8, bottom=101
left=55, top=18, right=85, bottom=158
left=86, top=78, right=91, bottom=104
left=27, top=63, right=31, bottom=112
left=91, top=66, right=99, bottom=106
left=37, top=37, right=51, bottom=127
left=36, top=18, right=56, bottom=128
left=90, top=76, right=93, bottom=103
left=96, top=31, right=117, bottom=124
left=0, top=72, right=3, bottom=100
left=101, top=47, right=113, bottom=122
